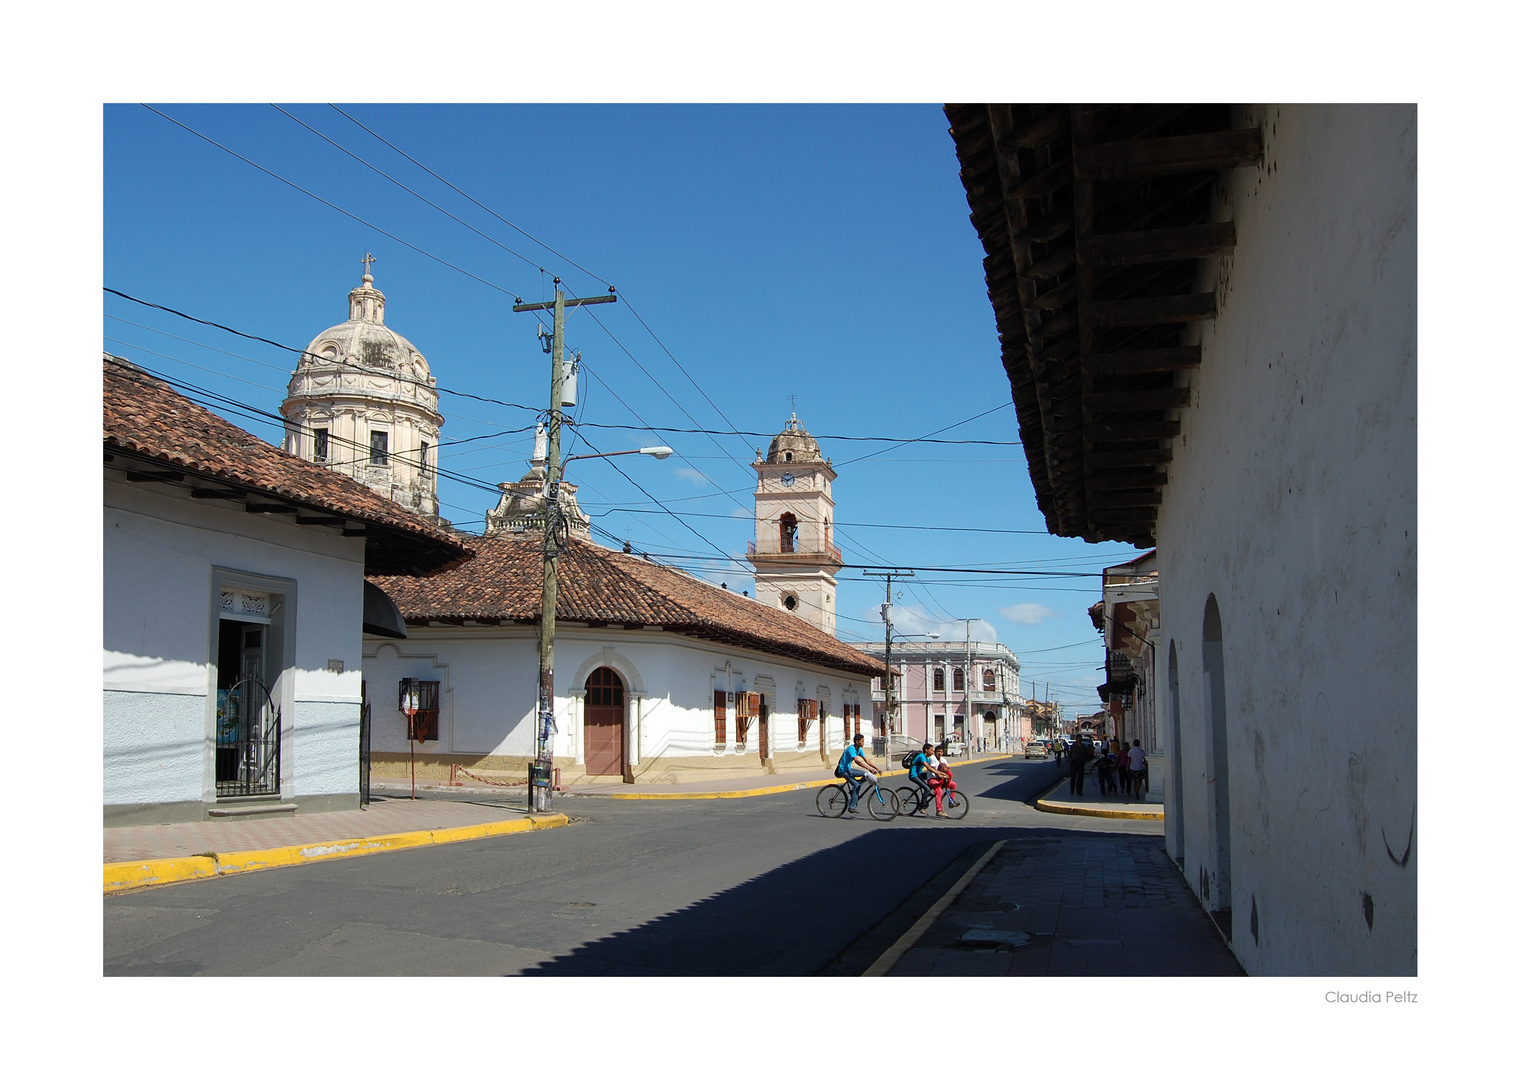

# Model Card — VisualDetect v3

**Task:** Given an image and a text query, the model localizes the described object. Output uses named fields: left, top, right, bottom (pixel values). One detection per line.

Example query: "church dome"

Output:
left=297, top=270, right=432, bottom=382
left=281, top=260, right=444, bottom=521
left=764, top=414, right=823, bottom=464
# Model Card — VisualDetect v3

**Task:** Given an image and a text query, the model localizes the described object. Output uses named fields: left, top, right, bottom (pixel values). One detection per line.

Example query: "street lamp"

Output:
left=531, top=444, right=670, bottom=812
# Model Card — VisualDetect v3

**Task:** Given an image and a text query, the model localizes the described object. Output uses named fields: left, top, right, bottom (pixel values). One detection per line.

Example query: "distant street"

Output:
left=104, top=757, right=1162, bottom=976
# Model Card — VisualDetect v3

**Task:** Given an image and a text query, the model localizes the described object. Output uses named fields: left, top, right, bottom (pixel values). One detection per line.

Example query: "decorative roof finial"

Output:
left=361, top=252, right=376, bottom=285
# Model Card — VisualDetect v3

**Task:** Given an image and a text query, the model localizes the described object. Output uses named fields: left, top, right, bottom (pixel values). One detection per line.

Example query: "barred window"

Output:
left=313, top=428, right=329, bottom=462
left=370, top=430, right=389, bottom=465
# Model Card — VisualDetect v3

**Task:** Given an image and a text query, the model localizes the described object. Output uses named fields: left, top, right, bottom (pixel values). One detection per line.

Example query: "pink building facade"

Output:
left=849, top=640, right=1026, bottom=752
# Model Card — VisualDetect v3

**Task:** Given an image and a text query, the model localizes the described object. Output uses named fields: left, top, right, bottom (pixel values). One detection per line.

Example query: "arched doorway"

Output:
left=584, top=667, right=626, bottom=778
left=1202, top=596, right=1232, bottom=935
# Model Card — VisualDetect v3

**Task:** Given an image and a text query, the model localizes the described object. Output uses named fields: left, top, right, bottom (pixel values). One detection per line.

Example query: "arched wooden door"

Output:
left=584, top=667, right=626, bottom=777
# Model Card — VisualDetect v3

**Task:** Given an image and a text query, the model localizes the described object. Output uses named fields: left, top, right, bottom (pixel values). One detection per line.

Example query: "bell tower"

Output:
left=747, top=413, right=843, bottom=635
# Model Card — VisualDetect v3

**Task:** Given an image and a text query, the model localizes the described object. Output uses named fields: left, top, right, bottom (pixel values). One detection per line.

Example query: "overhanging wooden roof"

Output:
left=945, top=105, right=1263, bottom=545
left=103, top=356, right=472, bottom=577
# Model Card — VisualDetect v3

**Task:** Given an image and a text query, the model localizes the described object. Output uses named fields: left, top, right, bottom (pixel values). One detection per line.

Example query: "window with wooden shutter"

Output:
left=714, top=689, right=727, bottom=746
left=734, top=691, right=756, bottom=749
left=797, top=698, right=818, bottom=748
left=933, top=668, right=945, bottom=692
left=953, top=668, right=965, bottom=691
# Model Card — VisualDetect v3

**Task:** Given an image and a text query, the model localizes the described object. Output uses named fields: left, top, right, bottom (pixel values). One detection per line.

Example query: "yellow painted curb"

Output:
left=103, top=856, right=219, bottom=892
left=104, top=813, right=570, bottom=894
left=1034, top=781, right=1163, bottom=821
left=600, top=754, right=1013, bottom=801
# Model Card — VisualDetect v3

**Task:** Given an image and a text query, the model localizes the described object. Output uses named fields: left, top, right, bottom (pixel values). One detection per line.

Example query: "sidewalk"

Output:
left=376, top=749, right=1012, bottom=800
left=1035, top=773, right=1163, bottom=820
left=104, top=794, right=567, bottom=892
left=874, top=831, right=1242, bottom=976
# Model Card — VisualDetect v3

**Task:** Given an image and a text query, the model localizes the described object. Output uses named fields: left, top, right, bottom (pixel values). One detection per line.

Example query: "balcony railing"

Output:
left=748, top=538, right=843, bottom=560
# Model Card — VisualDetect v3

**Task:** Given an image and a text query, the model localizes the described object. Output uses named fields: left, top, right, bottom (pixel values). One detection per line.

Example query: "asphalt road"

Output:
left=103, top=756, right=1161, bottom=976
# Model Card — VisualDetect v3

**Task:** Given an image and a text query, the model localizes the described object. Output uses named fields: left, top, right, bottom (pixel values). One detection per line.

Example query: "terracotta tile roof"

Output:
left=370, top=531, right=881, bottom=678
left=103, top=356, right=471, bottom=577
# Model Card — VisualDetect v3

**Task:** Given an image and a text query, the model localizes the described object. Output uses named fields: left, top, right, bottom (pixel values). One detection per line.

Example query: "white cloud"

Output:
left=1000, top=603, right=1057, bottom=625
left=674, top=468, right=710, bottom=487
left=863, top=604, right=998, bottom=643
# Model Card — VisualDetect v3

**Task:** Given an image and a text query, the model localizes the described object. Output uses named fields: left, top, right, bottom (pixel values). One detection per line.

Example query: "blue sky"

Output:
left=105, top=102, right=1142, bottom=717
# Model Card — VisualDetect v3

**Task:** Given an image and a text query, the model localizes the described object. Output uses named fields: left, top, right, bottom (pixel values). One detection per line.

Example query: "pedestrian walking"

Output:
left=1128, top=739, right=1147, bottom=799
left=1095, top=747, right=1115, bottom=796
left=1067, top=738, right=1088, bottom=795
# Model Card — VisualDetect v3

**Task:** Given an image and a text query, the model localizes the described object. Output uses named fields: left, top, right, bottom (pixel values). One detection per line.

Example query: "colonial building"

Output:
left=747, top=414, right=843, bottom=635
left=1090, top=549, right=1160, bottom=797
left=280, top=260, right=445, bottom=520
left=851, top=639, right=1024, bottom=751
left=948, top=104, right=1415, bottom=975
left=104, top=356, right=469, bottom=825
left=365, top=532, right=880, bottom=786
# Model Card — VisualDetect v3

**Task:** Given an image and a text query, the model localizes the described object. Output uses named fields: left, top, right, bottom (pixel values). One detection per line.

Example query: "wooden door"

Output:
left=584, top=667, right=625, bottom=777
left=757, top=694, right=769, bottom=761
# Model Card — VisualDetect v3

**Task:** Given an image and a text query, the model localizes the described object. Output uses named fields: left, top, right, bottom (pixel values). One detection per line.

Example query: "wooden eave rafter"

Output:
left=945, top=103, right=1262, bottom=545
left=105, top=445, right=458, bottom=577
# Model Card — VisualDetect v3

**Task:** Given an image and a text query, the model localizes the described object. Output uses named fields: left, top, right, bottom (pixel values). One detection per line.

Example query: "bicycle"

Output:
left=895, top=779, right=971, bottom=820
left=817, top=774, right=899, bottom=820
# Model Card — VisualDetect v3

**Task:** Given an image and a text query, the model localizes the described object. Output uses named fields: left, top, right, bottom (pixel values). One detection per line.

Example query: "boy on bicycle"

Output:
left=928, top=743, right=957, bottom=816
left=907, top=742, right=940, bottom=817
left=836, top=733, right=881, bottom=813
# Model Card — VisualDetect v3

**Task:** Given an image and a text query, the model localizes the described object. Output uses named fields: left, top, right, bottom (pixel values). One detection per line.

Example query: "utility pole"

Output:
left=865, top=569, right=912, bottom=762
left=513, top=280, right=617, bottom=812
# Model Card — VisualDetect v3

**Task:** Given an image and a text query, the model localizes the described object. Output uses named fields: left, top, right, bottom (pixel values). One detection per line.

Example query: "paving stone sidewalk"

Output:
left=886, top=831, right=1243, bottom=976
left=103, top=794, right=530, bottom=863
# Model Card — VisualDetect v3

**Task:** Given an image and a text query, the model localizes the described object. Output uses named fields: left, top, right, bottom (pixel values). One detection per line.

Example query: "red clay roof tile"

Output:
left=370, top=531, right=880, bottom=677
left=103, top=355, right=471, bottom=576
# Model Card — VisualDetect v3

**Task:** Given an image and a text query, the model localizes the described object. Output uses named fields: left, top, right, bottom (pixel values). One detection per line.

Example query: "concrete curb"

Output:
left=1034, top=779, right=1163, bottom=820
left=598, top=753, right=1014, bottom=801
left=103, top=813, right=571, bottom=894
left=864, top=838, right=1010, bottom=976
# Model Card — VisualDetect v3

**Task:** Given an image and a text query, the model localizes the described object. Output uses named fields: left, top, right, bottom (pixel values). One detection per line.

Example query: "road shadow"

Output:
left=521, top=823, right=1143, bottom=977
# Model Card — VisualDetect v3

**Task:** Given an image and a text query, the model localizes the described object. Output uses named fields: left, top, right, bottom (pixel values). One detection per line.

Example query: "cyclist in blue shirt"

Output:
left=836, top=733, right=881, bottom=813
left=907, top=742, right=938, bottom=816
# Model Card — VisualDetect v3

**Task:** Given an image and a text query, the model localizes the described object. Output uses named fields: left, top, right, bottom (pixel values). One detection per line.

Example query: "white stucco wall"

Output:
left=363, top=624, right=867, bottom=767
left=104, top=480, right=367, bottom=810
left=1157, top=105, right=1416, bottom=975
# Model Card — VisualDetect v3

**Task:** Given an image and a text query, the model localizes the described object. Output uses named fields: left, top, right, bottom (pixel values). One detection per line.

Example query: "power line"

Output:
left=328, top=103, right=611, bottom=289
left=271, top=104, right=549, bottom=277
left=140, top=104, right=530, bottom=303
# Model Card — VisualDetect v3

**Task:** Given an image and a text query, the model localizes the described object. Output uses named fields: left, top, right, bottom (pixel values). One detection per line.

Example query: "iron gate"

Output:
left=216, top=677, right=281, bottom=798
